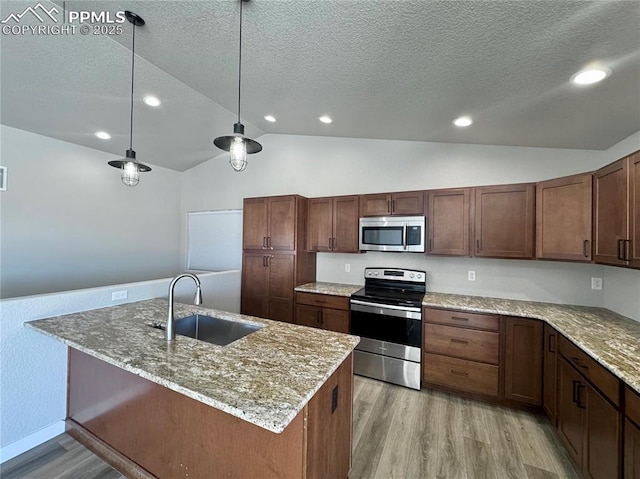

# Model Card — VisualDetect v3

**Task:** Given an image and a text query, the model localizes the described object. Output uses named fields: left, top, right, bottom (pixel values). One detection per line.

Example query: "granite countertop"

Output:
left=26, top=299, right=360, bottom=434
left=421, top=292, right=640, bottom=395
left=295, top=281, right=362, bottom=297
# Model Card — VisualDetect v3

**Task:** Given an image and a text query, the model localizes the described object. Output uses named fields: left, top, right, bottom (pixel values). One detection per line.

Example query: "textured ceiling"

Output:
left=1, top=0, right=639, bottom=172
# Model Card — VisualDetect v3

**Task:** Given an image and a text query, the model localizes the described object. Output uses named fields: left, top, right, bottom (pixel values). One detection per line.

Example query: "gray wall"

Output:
left=182, top=131, right=640, bottom=320
left=0, top=126, right=183, bottom=298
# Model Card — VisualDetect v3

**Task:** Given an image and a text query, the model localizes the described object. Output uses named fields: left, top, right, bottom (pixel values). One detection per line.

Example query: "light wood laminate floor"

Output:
left=351, top=377, right=580, bottom=479
left=1, top=377, right=580, bottom=479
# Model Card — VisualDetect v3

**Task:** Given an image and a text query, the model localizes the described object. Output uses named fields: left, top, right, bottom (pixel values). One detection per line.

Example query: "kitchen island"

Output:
left=26, top=298, right=360, bottom=479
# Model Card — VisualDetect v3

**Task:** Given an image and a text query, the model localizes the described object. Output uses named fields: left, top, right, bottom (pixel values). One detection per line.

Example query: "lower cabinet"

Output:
left=503, top=317, right=543, bottom=406
left=422, top=310, right=543, bottom=407
left=242, top=252, right=316, bottom=324
left=626, top=419, right=640, bottom=479
left=295, top=292, right=350, bottom=334
left=422, top=308, right=500, bottom=400
left=626, top=387, right=640, bottom=479
left=241, top=253, right=295, bottom=323
left=543, top=324, right=558, bottom=424
left=556, top=340, right=621, bottom=479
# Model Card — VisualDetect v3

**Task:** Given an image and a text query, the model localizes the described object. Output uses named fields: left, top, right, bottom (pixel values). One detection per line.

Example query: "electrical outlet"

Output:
left=468, top=271, right=476, bottom=281
left=591, top=277, right=603, bottom=290
left=112, top=290, right=128, bottom=301
left=345, top=263, right=351, bottom=273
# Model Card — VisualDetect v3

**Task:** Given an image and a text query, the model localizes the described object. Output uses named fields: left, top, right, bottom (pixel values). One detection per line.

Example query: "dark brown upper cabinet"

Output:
left=426, top=188, right=472, bottom=256
left=307, top=196, right=359, bottom=253
left=359, top=191, right=424, bottom=217
left=536, top=173, right=593, bottom=262
left=474, top=184, right=535, bottom=259
left=593, top=150, right=640, bottom=268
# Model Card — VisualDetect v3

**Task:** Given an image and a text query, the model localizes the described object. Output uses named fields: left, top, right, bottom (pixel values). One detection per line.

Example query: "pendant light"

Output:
left=214, top=0, right=262, bottom=172
left=108, top=11, right=151, bottom=186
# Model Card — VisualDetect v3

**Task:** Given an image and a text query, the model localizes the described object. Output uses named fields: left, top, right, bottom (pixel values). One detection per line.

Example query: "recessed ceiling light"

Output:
left=319, top=115, right=333, bottom=124
left=264, top=115, right=277, bottom=122
left=453, top=116, right=473, bottom=127
left=570, top=68, right=611, bottom=85
left=143, top=95, right=161, bottom=107
left=95, top=131, right=111, bottom=140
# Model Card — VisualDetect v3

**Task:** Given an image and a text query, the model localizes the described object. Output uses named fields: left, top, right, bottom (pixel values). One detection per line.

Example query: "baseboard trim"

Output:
left=0, top=421, right=65, bottom=463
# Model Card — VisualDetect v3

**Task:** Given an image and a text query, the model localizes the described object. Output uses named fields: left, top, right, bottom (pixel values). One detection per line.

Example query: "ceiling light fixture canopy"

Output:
left=214, top=0, right=262, bottom=172
left=108, top=11, right=151, bottom=187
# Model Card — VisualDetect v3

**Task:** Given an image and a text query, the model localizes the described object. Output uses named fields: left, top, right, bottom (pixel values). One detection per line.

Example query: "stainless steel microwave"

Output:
left=359, top=216, right=426, bottom=252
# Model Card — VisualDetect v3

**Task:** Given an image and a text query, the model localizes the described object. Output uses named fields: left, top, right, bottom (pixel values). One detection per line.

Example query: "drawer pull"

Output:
left=571, top=357, right=588, bottom=370
left=576, top=383, right=586, bottom=409
left=450, top=369, right=468, bottom=377
left=450, top=338, right=469, bottom=345
left=451, top=316, right=469, bottom=322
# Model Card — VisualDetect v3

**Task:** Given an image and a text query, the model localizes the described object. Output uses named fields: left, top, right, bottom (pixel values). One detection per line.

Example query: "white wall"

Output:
left=182, top=131, right=640, bottom=319
left=0, top=270, right=240, bottom=462
left=0, top=126, right=183, bottom=299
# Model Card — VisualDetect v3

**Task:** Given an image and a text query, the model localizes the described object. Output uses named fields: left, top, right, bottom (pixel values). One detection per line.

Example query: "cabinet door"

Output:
left=268, top=196, right=296, bottom=251
left=268, top=254, right=294, bottom=301
left=631, top=151, right=640, bottom=268
left=543, top=325, right=558, bottom=424
left=625, top=418, right=640, bottom=479
left=557, top=358, right=586, bottom=467
left=427, top=188, right=471, bottom=256
left=321, top=308, right=350, bottom=334
left=243, top=198, right=269, bottom=250
left=392, top=191, right=424, bottom=215
left=474, top=184, right=535, bottom=258
left=536, top=173, right=593, bottom=261
left=268, top=299, right=293, bottom=323
left=240, top=253, right=269, bottom=318
left=594, top=158, right=629, bottom=266
left=360, top=193, right=392, bottom=216
left=295, top=304, right=323, bottom=329
left=585, top=383, right=621, bottom=479
left=333, top=196, right=360, bottom=253
left=504, top=317, right=543, bottom=406
left=307, top=197, right=333, bottom=252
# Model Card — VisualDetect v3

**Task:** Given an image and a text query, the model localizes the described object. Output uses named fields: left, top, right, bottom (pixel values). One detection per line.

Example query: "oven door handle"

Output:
left=350, top=299, right=422, bottom=320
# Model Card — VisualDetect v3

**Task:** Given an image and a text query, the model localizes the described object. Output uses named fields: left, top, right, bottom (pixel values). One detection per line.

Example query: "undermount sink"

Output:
left=152, top=314, right=264, bottom=346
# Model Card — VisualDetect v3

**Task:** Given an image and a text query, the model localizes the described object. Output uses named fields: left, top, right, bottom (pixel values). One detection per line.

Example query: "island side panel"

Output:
left=67, top=348, right=306, bottom=479
left=306, top=353, right=353, bottom=479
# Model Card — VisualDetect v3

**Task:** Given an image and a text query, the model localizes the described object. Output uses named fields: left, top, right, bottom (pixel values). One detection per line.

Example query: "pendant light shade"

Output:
left=213, top=0, right=262, bottom=172
left=108, top=11, right=151, bottom=186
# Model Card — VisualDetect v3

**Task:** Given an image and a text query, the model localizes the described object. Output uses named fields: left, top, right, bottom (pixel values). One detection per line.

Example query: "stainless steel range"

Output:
left=350, top=267, right=425, bottom=390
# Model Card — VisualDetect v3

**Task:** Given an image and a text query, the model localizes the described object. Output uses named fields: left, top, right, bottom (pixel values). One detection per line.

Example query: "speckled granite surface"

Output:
left=422, top=292, right=640, bottom=394
left=26, top=299, right=359, bottom=434
left=295, top=282, right=362, bottom=297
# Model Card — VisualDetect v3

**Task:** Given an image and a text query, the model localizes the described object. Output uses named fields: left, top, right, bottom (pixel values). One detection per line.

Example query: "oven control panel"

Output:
left=364, top=267, right=426, bottom=283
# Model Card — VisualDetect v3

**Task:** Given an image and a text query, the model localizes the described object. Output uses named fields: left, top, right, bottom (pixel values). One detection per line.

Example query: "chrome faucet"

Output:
left=167, top=273, right=203, bottom=341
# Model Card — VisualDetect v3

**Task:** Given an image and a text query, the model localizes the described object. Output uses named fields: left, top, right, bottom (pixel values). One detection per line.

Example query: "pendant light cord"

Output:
left=237, top=0, right=243, bottom=124
left=129, top=21, right=136, bottom=151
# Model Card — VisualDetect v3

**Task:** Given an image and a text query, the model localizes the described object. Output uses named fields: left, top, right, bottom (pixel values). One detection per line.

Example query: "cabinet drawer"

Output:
left=423, top=308, right=500, bottom=331
left=423, top=352, right=499, bottom=397
left=296, top=292, right=349, bottom=311
left=627, top=387, right=640, bottom=428
left=423, top=323, right=499, bottom=364
left=558, top=335, right=620, bottom=406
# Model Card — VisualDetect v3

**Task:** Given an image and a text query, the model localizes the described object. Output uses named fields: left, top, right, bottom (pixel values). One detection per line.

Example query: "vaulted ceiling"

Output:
left=1, top=0, right=639, bottom=171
